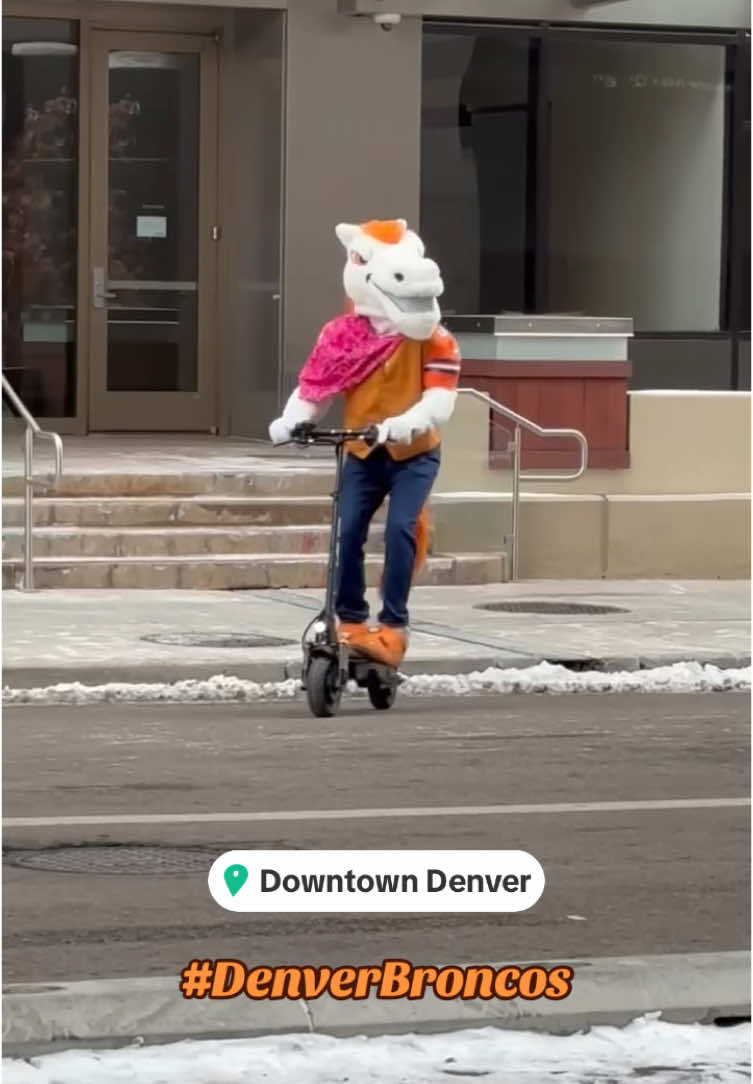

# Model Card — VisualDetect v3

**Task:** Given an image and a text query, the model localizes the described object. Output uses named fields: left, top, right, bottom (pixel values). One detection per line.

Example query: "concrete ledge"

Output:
left=3, top=952, right=749, bottom=1056
left=433, top=489, right=751, bottom=579
left=440, top=389, right=751, bottom=498
left=431, top=493, right=510, bottom=556
left=519, top=494, right=604, bottom=579
left=431, top=490, right=605, bottom=577
left=2, top=553, right=502, bottom=592
left=606, top=494, right=751, bottom=579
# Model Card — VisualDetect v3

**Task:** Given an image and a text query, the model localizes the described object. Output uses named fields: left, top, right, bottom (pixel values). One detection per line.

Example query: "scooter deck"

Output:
left=347, top=653, right=400, bottom=688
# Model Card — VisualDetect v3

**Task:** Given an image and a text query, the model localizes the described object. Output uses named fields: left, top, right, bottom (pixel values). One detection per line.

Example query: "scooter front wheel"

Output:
left=306, top=654, right=343, bottom=718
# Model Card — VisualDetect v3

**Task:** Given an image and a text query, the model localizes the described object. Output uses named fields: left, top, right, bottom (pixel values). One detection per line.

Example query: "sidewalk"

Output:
left=3, top=951, right=749, bottom=1056
left=3, top=580, right=749, bottom=689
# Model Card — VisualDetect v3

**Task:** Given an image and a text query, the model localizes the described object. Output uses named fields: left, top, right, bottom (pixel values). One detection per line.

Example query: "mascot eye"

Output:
left=350, top=251, right=368, bottom=266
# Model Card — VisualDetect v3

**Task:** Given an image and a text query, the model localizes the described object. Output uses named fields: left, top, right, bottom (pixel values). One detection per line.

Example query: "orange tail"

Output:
left=413, top=505, right=431, bottom=578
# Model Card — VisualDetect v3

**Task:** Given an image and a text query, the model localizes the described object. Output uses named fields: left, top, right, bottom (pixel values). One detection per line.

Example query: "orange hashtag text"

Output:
left=179, top=959, right=574, bottom=1001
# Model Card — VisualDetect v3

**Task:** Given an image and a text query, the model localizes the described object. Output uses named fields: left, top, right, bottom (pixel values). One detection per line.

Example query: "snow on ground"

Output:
left=3, top=1018, right=750, bottom=1083
left=3, top=660, right=750, bottom=706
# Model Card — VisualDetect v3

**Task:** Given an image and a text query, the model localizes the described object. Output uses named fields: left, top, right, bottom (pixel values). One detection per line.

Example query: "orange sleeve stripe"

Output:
left=424, top=370, right=460, bottom=391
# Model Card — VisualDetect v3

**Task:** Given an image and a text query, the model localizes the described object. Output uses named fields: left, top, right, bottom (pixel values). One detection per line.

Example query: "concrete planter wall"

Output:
left=434, top=389, right=751, bottom=579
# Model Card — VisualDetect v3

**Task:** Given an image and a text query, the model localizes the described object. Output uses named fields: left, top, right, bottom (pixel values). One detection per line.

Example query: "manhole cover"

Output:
left=475, top=601, right=628, bottom=615
left=4, top=846, right=219, bottom=875
left=141, top=631, right=295, bottom=648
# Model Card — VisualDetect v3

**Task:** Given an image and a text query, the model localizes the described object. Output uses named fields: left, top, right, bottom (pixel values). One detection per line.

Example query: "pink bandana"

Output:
left=298, top=314, right=402, bottom=402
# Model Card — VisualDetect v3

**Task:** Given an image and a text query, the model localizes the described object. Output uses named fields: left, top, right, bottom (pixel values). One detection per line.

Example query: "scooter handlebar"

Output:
left=288, top=422, right=380, bottom=447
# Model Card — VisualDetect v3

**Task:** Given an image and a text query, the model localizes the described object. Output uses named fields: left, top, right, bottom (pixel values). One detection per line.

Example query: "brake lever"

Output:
left=362, top=425, right=380, bottom=448
left=290, top=421, right=317, bottom=444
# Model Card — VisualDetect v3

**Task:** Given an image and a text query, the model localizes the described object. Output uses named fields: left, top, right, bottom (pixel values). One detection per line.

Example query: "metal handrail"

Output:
left=458, top=386, right=588, bottom=581
left=2, top=374, right=64, bottom=591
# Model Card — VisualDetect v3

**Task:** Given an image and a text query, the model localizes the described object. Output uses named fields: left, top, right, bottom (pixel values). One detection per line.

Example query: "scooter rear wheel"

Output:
left=306, top=654, right=342, bottom=718
left=367, top=672, right=397, bottom=711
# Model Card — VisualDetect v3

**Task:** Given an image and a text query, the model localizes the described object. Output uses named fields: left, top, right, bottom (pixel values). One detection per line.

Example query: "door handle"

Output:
left=92, top=267, right=117, bottom=308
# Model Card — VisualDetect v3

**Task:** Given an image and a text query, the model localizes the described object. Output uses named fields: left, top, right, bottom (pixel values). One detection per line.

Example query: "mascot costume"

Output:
left=269, top=219, right=461, bottom=668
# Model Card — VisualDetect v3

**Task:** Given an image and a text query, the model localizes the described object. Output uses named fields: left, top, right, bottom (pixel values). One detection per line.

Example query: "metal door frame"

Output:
left=88, top=28, right=219, bottom=430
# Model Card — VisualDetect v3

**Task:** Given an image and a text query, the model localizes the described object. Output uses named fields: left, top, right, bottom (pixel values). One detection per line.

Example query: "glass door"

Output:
left=88, top=31, right=217, bottom=430
left=2, top=18, right=80, bottom=421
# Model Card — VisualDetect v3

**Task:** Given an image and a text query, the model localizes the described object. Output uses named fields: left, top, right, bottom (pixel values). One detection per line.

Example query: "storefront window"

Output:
left=421, top=29, right=535, bottom=315
left=421, top=27, right=735, bottom=338
left=2, top=18, right=78, bottom=417
left=547, top=37, right=727, bottom=333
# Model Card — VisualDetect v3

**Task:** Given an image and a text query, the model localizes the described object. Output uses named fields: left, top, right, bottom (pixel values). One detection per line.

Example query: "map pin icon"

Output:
left=224, top=863, right=249, bottom=897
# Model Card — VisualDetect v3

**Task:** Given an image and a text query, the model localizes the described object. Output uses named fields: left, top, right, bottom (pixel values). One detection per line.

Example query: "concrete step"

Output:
left=1, top=552, right=503, bottom=590
left=1, top=467, right=335, bottom=499
left=1, top=495, right=343, bottom=528
left=1, top=524, right=386, bottom=559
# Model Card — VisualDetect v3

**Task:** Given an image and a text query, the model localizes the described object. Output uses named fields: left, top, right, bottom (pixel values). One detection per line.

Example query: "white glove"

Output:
left=268, top=388, right=331, bottom=445
left=376, top=388, right=457, bottom=446
left=377, top=413, right=422, bottom=446
left=269, top=416, right=293, bottom=445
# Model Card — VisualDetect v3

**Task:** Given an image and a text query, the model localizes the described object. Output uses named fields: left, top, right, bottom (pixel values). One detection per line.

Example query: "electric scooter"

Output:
left=286, top=421, right=401, bottom=718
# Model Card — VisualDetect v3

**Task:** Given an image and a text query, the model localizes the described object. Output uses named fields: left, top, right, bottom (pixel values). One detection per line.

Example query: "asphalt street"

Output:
left=2, top=693, right=749, bottom=984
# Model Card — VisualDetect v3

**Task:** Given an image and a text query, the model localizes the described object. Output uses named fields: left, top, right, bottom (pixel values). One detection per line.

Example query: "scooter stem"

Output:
left=322, top=439, right=345, bottom=624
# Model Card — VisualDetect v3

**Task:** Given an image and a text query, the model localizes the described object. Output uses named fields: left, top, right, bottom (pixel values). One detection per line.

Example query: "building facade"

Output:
left=2, top=0, right=750, bottom=437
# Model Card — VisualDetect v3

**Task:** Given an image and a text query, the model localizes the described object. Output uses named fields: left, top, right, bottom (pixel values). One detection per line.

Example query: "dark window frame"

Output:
left=727, top=30, right=751, bottom=386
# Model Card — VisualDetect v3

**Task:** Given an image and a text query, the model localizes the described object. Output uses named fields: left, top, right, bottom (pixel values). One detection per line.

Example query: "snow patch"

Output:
left=3, top=660, right=749, bottom=706
left=2, top=1017, right=749, bottom=1083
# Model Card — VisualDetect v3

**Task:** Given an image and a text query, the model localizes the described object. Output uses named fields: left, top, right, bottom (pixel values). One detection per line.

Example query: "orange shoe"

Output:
left=354, top=625, right=408, bottom=668
left=337, top=621, right=368, bottom=647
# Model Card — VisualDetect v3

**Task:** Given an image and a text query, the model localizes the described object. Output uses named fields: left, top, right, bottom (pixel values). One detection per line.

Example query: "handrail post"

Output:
left=511, top=425, right=521, bottom=582
left=457, top=386, right=588, bottom=583
left=3, top=374, right=63, bottom=591
left=23, top=425, right=34, bottom=591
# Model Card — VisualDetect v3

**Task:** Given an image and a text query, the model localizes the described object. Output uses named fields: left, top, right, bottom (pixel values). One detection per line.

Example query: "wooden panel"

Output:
left=584, top=379, right=628, bottom=451
left=530, top=379, right=584, bottom=452
left=460, top=360, right=632, bottom=471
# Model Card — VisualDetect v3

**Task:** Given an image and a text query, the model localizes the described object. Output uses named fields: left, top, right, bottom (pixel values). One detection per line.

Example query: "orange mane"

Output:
left=360, top=219, right=406, bottom=245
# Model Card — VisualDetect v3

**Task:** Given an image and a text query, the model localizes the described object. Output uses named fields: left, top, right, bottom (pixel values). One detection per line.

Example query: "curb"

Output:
left=1, top=655, right=521, bottom=691
left=3, top=951, right=749, bottom=1056
left=3, top=653, right=751, bottom=692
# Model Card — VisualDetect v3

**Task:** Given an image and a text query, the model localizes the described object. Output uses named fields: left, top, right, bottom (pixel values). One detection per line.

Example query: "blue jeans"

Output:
left=336, top=446, right=441, bottom=629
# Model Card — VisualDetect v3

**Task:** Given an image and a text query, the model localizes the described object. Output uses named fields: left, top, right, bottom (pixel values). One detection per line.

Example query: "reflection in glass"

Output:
left=106, top=51, right=199, bottom=392
left=421, top=30, right=533, bottom=315
left=420, top=29, right=730, bottom=335
left=547, top=38, right=727, bottom=332
left=2, top=18, right=78, bottom=416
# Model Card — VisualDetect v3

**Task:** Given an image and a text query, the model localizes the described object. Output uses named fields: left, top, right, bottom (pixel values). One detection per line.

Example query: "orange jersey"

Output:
left=344, top=327, right=461, bottom=460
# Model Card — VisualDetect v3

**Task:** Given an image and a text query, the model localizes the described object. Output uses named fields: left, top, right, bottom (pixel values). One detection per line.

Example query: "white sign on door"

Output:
left=136, top=215, right=167, bottom=239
